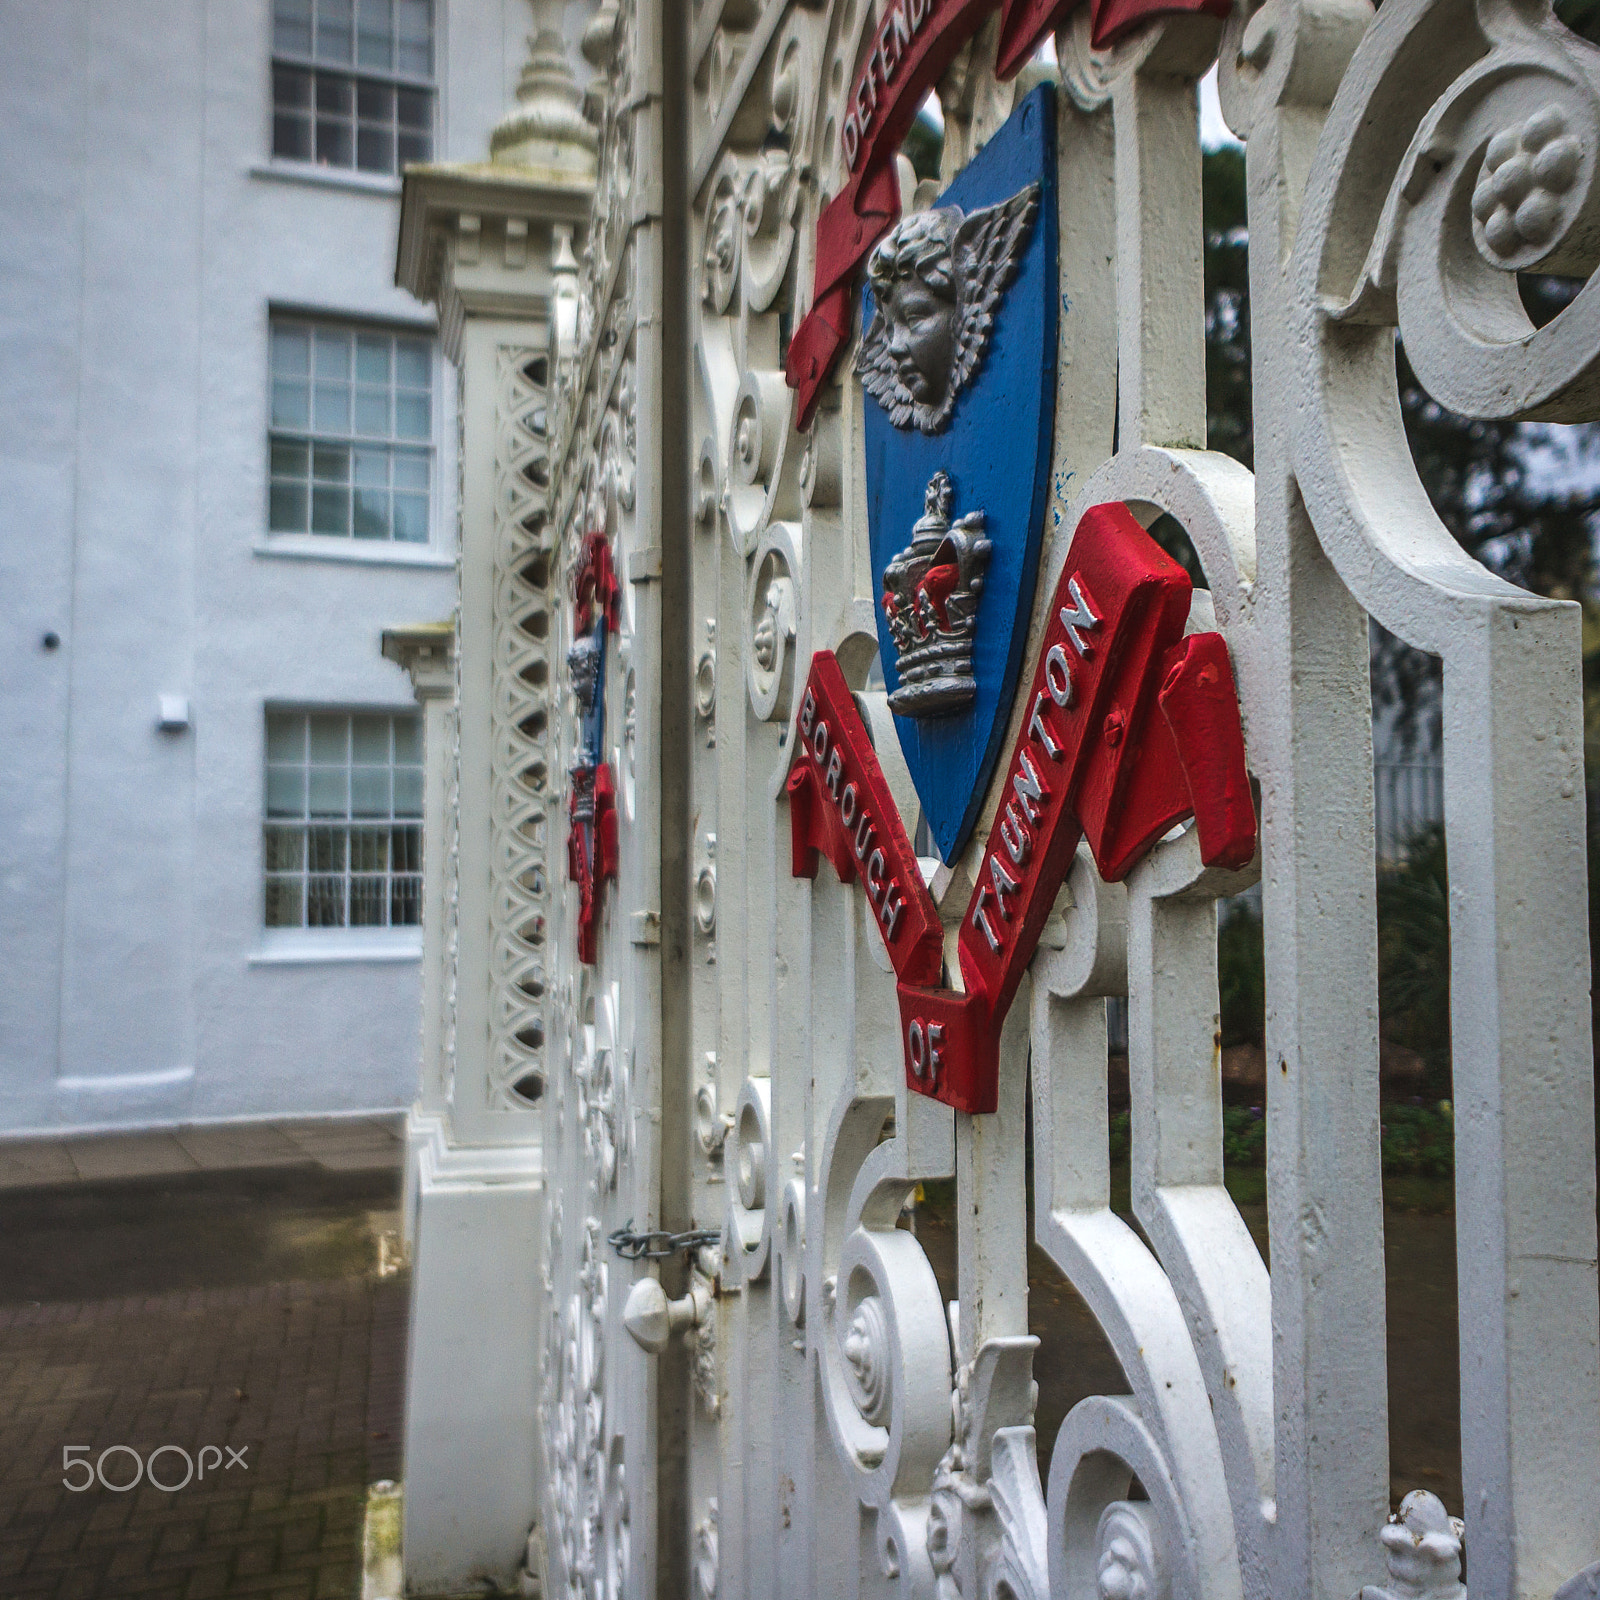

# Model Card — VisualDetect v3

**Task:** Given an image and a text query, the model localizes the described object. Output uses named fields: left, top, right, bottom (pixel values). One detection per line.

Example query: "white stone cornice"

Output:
left=382, top=620, right=455, bottom=702
left=395, top=163, right=593, bottom=360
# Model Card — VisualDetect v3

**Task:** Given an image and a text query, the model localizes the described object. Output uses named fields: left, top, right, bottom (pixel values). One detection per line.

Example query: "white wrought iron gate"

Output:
left=529, top=0, right=1600, bottom=1597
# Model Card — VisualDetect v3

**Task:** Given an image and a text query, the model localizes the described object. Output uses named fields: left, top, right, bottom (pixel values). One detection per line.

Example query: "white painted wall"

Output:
left=0, top=0, right=524, bottom=1134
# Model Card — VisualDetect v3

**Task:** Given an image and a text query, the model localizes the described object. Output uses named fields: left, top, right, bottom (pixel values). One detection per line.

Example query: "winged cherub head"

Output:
left=856, top=181, right=1040, bottom=434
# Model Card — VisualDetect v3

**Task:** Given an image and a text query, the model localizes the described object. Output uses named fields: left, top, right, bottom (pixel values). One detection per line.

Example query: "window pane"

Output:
left=270, top=437, right=309, bottom=478
left=308, top=824, right=347, bottom=870
left=356, top=80, right=392, bottom=120
left=266, top=765, right=306, bottom=817
left=349, top=825, right=388, bottom=870
left=269, top=481, right=309, bottom=532
left=273, top=111, right=313, bottom=162
left=264, top=825, right=305, bottom=871
left=271, top=380, right=310, bottom=429
left=272, top=325, right=311, bottom=376
left=391, top=875, right=421, bottom=925
left=355, top=335, right=390, bottom=384
left=351, top=713, right=390, bottom=762
left=316, top=117, right=353, bottom=167
left=352, top=489, right=388, bottom=538
left=266, top=713, right=305, bottom=761
left=314, top=384, right=351, bottom=432
left=265, top=877, right=305, bottom=927
left=392, top=822, right=422, bottom=869
left=396, top=86, right=430, bottom=129
left=352, top=447, right=387, bottom=486
left=392, top=716, right=421, bottom=763
left=309, top=714, right=348, bottom=762
left=307, top=876, right=346, bottom=926
left=396, top=0, right=431, bottom=74
left=397, top=130, right=430, bottom=167
left=309, top=765, right=349, bottom=815
left=273, top=0, right=313, bottom=56
left=357, top=127, right=394, bottom=173
left=311, top=485, right=348, bottom=535
left=314, top=328, right=351, bottom=377
left=316, top=0, right=353, bottom=63
left=393, top=764, right=423, bottom=816
left=312, top=442, right=349, bottom=481
left=349, top=876, right=387, bottom=926
left=394, top=393, right=429, bottom=439
left=315, top=73, right=353, bottom=115
left=392, top=492, right=428, bottom=543
left=273, top=63, right=312, bottom=108
left=394, top=339, right=429, bottom=387
left=392, top=450, right=427, bottom=491
left=357, top=0, right=393, bottom=68
left=354, top=390, right=389, bottom=435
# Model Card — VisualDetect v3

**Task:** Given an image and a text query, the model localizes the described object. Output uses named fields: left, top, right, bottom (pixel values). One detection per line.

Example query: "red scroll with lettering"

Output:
left=786, top=503, right=1256, bottom=1115
left=787, top=653, right=944, bottom=988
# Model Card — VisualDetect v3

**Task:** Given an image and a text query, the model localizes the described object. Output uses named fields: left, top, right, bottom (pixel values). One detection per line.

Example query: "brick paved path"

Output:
left=0, top=1276, right=407, bottom=1599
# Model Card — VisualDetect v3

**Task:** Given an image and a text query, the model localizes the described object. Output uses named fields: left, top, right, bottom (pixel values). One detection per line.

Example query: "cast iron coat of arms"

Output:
left=860, top=84, right=1058, bottom=862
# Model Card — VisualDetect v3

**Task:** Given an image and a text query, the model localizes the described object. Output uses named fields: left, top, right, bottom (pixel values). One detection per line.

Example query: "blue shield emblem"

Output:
left=860, top=84, right=1058, bottom=863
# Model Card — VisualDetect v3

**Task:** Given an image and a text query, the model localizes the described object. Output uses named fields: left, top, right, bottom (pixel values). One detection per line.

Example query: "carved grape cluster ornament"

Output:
left=1472, top=104, right=1586, bottom=265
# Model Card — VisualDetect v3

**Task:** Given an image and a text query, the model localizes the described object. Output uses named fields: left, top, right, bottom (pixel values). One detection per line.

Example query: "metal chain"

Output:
left=605, top=1221, right=722, bottom=1262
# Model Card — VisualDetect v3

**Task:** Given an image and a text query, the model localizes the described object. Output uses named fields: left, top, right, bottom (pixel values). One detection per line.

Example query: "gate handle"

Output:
left=622, top=1276, right=713, bottom=1355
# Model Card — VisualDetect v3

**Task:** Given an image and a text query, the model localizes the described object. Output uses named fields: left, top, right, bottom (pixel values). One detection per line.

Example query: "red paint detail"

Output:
left=575, top=530, right=619, bottom=635
left=569, top=763, right=618, bottom=967
left=994, top=0, right=1228, bottom=66
left=896, top=983, right=997, bottom=1115
left=955, top=503, right=1189, bottom=1024
left=785, top=652, right=944, bottom=988
left=995, top=0, right=1079, bottom=79
left=785, top=0, right=994, bottom=429
left=1088, top=0, right=1230, bottom=48
left=1066, top=515, right=1193, bottom=882
left=781, top=505, right=1255, bottom=1114
left=915, top=560, right=961, bottom=634
left=1159, top=631, right=1257, bottom=870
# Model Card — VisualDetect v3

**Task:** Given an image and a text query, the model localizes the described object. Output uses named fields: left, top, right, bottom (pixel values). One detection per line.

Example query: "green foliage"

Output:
left=1377, top=825, right=1453, bottom=1095
left=1109, top=1110, right=1130, bottom=1165
left=1222, top=1106, right=1266, bottom=1166
left=1203, top=145, right=1252, bottom=470
left=1109, top=1103, right=1454, bottom=1177
left=1218, top=900, right=1265, bottom=1047
left=1380, top=1103, right=1456, bottom=1180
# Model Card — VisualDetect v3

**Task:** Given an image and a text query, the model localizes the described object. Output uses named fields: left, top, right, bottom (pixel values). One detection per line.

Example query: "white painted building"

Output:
left=0, top=0, right=543, bottom=1134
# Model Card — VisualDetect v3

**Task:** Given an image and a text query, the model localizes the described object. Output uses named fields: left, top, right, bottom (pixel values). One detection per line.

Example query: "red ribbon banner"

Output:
left=785, top=503, right=1256, bottom=1115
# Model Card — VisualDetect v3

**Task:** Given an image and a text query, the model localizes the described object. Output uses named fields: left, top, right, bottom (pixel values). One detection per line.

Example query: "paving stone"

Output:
left=0, top=1275, right=407, bottom=1599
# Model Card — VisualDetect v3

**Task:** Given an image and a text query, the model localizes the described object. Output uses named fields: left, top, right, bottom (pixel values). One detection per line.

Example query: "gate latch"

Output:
left=622, top=1273, right=714, bottom=1355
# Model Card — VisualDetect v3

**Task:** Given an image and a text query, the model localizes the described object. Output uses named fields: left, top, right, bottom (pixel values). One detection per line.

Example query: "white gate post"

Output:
left=380, top=622, right=456, bottom=1247
left=393, top=20, right=596, bottom=1593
